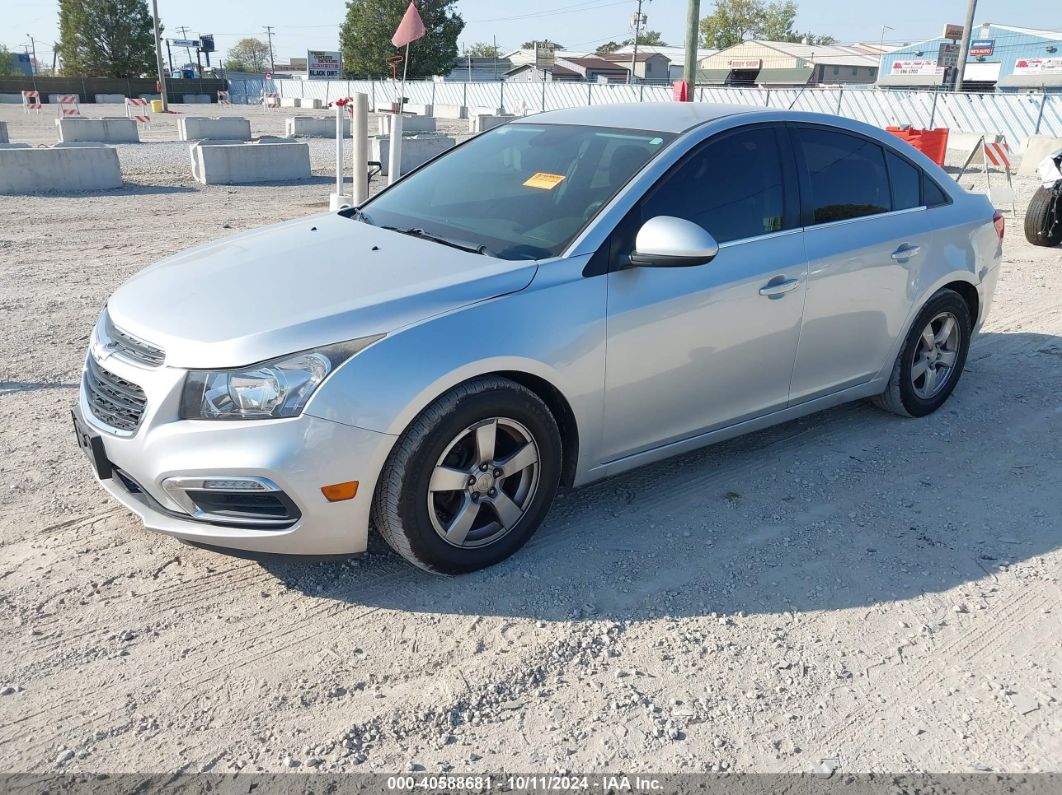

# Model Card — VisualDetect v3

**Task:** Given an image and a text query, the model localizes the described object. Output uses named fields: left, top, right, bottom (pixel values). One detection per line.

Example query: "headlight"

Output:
left=180, top=337, right=381, bottom=420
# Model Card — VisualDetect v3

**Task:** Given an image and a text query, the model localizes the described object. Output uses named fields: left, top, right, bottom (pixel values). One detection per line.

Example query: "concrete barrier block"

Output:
left=182, top=94, right=212, bottom=104
left=56, top=117, right=140, bottom=144
left=178, top=116, right=252, bottom=141
left=369, top=134, right=456, bottom=176
left=1017, top=135, right=1062, bottom=177
left=286, top=116, right=350, bottom=137
left=0, top=145, right=122, bottom=194
left=433, top=104, right=467, bottom=119
left=469, top=105, right=503, bottom=117
left=378, top=115, right=437, bottom=135
left=469, top=114, right=515, bottom=134
left=0, top=94, right=24, bottom=104
left=302, top=98, right=323, bottom=109
left=0, top=121, right=7, bottom=144
left=189, top=141, right=311, bottom=185
left=94, top=94, right=127, bottom=103
left=280, top=97, right=301, bottom=108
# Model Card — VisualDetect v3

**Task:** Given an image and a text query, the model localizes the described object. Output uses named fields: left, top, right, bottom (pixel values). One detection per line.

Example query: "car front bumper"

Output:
left=77, top=351, right=396, bottom=556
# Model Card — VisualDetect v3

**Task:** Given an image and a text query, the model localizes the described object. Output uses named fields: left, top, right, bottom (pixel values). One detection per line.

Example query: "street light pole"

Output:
left=151, top=0, right=169, bottom=111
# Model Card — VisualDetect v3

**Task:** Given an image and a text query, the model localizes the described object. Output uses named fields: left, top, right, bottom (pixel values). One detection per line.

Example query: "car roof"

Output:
left=511, top=102, right=766, bottom=134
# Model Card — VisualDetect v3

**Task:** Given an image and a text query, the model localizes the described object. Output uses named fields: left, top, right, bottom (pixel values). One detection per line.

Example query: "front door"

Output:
left=601, top=125, right=808, bottom=463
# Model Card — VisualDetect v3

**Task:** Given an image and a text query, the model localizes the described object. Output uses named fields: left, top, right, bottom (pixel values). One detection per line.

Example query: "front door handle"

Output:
left=891, top=244, right=922, bottom=260
left=758, top=277, right=801, bottom=298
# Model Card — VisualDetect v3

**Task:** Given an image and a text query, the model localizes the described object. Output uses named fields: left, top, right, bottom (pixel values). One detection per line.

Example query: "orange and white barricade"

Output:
left=125, top=97, right=151, bottom=126
left=983, top=139, right=1012, bottom=170
left=217, top=90, right=232, bottom=106
left=21, top=90, right=42, bottom=114
left=56, top=95, right=81, bottom=117
left=957, top=135, right=1016, bottom=214
left=262, top=91, right=279, bottom=109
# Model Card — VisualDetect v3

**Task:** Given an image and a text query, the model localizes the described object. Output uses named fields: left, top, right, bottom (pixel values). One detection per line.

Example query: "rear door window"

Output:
left=792, top=126, right=891, bottom=224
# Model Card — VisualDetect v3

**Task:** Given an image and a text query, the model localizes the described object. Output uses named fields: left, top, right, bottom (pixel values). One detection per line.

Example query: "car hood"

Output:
left=106, top=212, right=538, bottom=369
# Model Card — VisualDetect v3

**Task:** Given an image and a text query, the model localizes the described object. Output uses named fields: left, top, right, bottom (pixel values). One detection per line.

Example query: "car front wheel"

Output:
left=372, top=377, right=562, bottom=574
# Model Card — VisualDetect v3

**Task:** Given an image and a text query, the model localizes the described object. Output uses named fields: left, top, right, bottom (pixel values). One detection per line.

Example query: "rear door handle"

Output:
left=758, top=277, right=801, bottom=298
left=891, top=244, right=921, bottom=260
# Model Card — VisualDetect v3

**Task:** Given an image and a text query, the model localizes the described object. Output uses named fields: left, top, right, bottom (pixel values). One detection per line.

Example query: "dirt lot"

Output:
left=0, top=103, right=1060, bottom=776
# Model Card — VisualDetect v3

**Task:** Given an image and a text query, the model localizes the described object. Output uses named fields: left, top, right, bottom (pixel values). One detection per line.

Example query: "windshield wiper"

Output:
left=346, top=207, right=374, bottom=225
left=383, top=226, right=492, bottom=256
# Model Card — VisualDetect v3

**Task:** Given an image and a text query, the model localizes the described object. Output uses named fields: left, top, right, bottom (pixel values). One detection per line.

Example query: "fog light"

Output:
left=201, top=479, right=268, bottom=491
left=321, top=481, right=359, bottom=502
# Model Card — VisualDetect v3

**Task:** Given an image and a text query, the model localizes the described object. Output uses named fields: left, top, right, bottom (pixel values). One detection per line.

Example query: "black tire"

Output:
left=1024, top=186, right=1062, bottom=247
left=872, top=289, right=972, bottom=418
left=371, top=377, right=562, bottom=575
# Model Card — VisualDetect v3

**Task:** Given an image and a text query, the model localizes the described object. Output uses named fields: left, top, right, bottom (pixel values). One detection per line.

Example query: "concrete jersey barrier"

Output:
left=178, top=117, right=252, bottom=142
left=0, top=121, right=8, bottom=144
left=369, top=135, right=456, bottom=177
left=285, top=116, right=350, bottom=138
left=0, top=145, right=122, bottom=194
left=56, top=117, right=140, bottom=144
left=189, top=141, right=311, bottom=185
left=1018, top=135, right=1062, bottom=177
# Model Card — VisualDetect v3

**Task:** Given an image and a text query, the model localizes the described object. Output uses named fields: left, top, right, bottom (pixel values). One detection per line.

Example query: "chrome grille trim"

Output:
left=103, top=311, right=165, bottom=367
left=84, top=357, right=148, bottom=434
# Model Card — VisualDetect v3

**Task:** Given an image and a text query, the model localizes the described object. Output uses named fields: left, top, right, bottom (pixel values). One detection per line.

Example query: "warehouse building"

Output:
left=697, top=41, right=881, bottom=87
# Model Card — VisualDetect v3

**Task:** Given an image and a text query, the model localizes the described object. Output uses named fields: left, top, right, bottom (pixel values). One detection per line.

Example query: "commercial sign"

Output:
left=171, top=38, right=200, bottom=49
left=728, top=59, right=762, bottom=69
left=943, top=24, right=964, bottom=41
left=890, top=60, right=945, bottom=77
left=969, top=39, right=995, bottom=57
left=307, top=50, right=342, bottom=79
left=534, top=42, right=556, bottom=69
left=937, top=43, right=959, bottom=68
left=1013, top=57, right=1062, bottom=75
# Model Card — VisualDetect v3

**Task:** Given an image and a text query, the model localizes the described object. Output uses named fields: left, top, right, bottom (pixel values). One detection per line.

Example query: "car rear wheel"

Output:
left=1024, top=186, right=1062, bottom=248
left=372, top=377, right=562, bottom=574
left=872, top=289, right=972, bottom=418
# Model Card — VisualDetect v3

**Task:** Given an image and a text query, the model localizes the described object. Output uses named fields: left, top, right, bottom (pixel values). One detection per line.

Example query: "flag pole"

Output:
left=398, top=41, right=410, bottom=112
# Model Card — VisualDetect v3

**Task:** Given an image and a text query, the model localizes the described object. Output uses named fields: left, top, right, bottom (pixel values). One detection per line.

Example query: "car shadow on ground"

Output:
left=256, top=330, right=1062, bottom=621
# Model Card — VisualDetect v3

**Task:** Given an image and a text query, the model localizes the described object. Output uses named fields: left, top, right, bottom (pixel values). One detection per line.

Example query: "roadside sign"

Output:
left=943, top=24, right=964, bottom=41
left=970, top=39, right=995, bottom=57
left=937, top=43, right=959, bottom=68
left=535, top=42, right=556, bottom=69
left=307, top=50, right=342, bottom=79
left=265, top=72, right=273, bottom=81
left=171, top=38, right=200, bottom=48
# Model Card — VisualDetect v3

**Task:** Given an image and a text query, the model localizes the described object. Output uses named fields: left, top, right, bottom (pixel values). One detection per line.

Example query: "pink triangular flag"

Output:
left=392, top=2, right=426, bottom=48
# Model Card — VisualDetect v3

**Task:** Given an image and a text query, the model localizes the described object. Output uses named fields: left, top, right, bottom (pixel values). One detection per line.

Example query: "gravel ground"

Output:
left=0, top=103, right=1060, bottom=776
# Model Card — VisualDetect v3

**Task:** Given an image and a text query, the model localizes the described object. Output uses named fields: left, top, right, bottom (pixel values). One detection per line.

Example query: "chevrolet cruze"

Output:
left=74, top=103, right=1002, bottom=574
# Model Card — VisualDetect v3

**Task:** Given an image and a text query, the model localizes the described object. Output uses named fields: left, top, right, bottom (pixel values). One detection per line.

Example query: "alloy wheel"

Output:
left=911, top=311, right=961, bottom=400
left=426, top=418, right=541, bottom=549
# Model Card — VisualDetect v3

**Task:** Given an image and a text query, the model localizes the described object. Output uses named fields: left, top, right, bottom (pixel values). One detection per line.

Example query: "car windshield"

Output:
left=357, top=124, right=675, bottom=260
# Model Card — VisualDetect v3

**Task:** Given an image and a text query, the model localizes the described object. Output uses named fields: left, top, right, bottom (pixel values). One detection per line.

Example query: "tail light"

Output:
left=992, top=210, right=1005, bottom=241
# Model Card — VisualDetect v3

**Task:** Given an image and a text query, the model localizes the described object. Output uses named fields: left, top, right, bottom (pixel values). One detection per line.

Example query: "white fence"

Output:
left=228, top=78, right=1062, bottom=149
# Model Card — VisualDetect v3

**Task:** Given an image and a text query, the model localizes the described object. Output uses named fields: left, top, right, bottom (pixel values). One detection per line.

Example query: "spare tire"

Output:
left=1024, top=186, right=1062, bottom=247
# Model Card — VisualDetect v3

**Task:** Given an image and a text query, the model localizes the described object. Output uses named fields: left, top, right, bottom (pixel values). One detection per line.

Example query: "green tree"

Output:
left=466, top=41, right=499, bottom=58
left=699, top=0, right=834, bottom=49
left=225, top=38, right=271, bottom=72
left=341, top=0, right=464, bottom=78
left=596, top=41, right=623, bottom=54
left=57, top=0, right=157, bottom=77
left=623, top=30, right=668, bottom=47
left=0, top=45, right=21, bottom=77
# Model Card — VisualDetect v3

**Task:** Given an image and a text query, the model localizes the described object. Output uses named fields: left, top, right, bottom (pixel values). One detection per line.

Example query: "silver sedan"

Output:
left=74, top=103, right=1003, bottom=573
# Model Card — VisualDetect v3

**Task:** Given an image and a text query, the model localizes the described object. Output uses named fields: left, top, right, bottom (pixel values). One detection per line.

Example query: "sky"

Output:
left=4, top=0, right=1060, bottom=69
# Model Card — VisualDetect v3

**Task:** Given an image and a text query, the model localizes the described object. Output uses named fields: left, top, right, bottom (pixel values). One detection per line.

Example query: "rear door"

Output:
left=785, top=124, right=933, bottom=403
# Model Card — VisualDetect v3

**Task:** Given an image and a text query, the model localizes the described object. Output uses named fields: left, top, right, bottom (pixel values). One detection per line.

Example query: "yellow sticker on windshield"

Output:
left=523, top=172, right=566, bottom=190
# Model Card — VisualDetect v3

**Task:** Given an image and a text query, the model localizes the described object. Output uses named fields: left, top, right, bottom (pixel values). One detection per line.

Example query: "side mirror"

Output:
left=628, top=216, right=719, bottom=268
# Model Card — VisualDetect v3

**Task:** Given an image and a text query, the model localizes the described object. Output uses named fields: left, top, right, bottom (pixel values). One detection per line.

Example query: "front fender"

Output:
left=306, top=256, right=607, bottom=482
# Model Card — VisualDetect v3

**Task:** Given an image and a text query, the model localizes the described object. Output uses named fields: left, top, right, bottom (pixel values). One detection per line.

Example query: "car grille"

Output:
left=103, top=311, right=165, bottom=367
left=84, top=357, right=148, bottom=433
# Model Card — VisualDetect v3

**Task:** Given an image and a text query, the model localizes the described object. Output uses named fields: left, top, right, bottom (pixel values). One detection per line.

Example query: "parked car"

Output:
left=74, top=103, right=1003, bottom=574
left=1024, top=146, right=1062, bottom=247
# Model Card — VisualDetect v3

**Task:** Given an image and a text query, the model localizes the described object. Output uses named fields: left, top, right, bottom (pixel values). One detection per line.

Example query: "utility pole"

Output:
left=951, top=0, right=977, bottom=91
left=151, top=0, right=169, bottom=111
left=176, top=25, right=194, bottom=69
left=682, top=0, right=701, bottom=101
left=25, top=36, right=38, bottom=75
left=264, top=25, right=276, bottom=74
left=629, top=0, right=648, bottom=85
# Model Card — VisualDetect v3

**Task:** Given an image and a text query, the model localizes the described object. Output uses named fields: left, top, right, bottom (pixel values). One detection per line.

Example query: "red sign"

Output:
left=672, top=80, right=688, bottom=101
left=265, top=72, right=273, bottom=81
